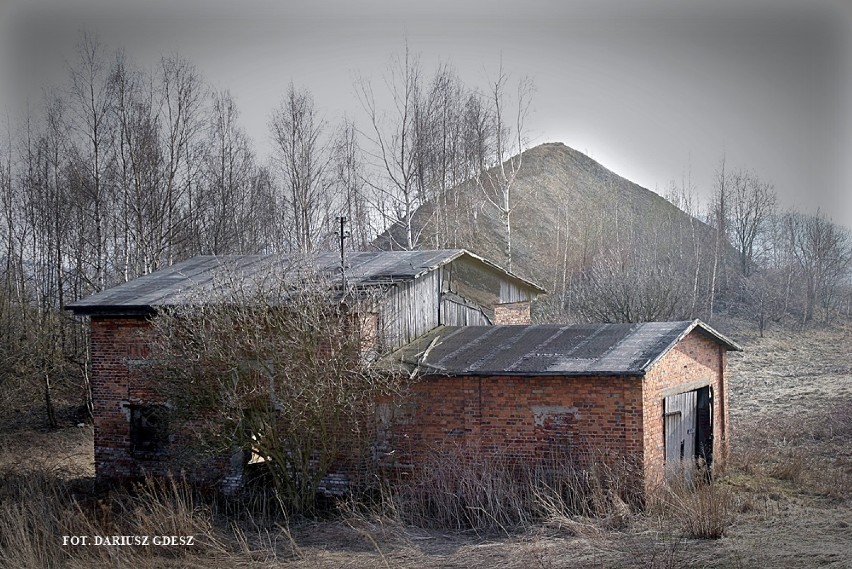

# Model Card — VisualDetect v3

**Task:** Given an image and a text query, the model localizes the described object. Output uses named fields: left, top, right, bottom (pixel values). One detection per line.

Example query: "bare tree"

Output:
left=201, top=90, right=257, bottom=254
left=728, top=169, right=776, bottom=277
left=784, top=211, right=851, bottom=325
left=66, top=32, right=116, bottom=293
left=270, top=84, right=333, bottom=253
left=157, top=54, right=206, bottom=264
left=357, top=46, right=426, bottom=250
left=475, top=65, right=533, bottom=271
left=331, top=119, right=372, bottom=251
left=708, top=157, right=728, bottom=321
left=665, top=171, right=704, bottom=317
left=111, top=52, right=166, bottom=279
left=738, top=269, right=785, bottom=336
left=571, top=241, right=689, bottom=323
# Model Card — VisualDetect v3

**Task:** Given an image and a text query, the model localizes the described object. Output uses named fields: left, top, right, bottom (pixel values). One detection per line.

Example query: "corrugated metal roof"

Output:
left=393, top=320, right=741, bottom=376
left=66, top=249, right=543, bottom=315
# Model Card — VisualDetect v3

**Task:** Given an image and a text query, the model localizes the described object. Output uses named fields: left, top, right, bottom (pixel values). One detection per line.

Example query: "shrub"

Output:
left=650, top=472, right=735, bottom=539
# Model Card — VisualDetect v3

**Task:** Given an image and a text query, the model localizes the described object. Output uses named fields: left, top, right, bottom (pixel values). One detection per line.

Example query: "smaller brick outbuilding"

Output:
left=386, top=320, right=741, bottom=494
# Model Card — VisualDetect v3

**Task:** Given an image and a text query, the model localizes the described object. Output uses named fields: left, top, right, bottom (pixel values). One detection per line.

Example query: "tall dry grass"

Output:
left=0, top=467, right=233, bottom=568
left=367, top=446, right=644, bottom=533
left=648, top=470, right=735, bottom=539
left=731, top=401, right=852, bottom=501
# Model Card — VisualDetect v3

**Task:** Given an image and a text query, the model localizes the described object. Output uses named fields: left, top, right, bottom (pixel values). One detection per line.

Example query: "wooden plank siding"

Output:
left=499, top=280, right=530, bottom=304
left=380, top=270, right=441, bottom=349
left=441, top=296, right=492, bottom=326
left=378, top=259, right=535, bottom=350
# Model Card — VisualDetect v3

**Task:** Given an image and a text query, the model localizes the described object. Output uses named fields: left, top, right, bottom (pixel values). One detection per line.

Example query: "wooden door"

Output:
left=664, top=390, right=697, bottom=479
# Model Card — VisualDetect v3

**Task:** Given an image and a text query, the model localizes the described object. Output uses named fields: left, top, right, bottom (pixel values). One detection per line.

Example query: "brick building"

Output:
left=67, top=249, right=739, bottom=495
left=387, top=321, right=740, bottom=494
left=67, top=250, right=543, bottom=482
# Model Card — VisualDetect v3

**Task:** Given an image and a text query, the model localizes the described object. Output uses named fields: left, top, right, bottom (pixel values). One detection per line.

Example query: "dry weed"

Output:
left=0, top=467, right=236, bottom=568
left=650, top=473, right=735, bottom=539
left=380, top=446, right=642, bottom=533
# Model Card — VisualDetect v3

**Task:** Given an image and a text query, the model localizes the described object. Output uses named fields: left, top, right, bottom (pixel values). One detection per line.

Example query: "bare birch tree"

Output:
left=66, top=32, right=116, bottom=293
left=357, top=46, right=425, bottom=250
left=270, top=84, right=333, bottom=253
left=331, top=119, right=372, bottom=251
left=708, top=157, right=728, bottom=320
left=201, top=90, right=257, bottom=254
left=475, top=65, right=533, bottom=271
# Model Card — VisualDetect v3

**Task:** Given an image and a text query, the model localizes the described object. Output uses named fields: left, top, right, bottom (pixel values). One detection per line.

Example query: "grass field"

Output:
left=1, top=321, right=849, bottom=568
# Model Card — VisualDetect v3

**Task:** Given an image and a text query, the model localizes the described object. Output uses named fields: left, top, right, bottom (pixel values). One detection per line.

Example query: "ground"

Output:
left=1, top=320, right=850, bottom=568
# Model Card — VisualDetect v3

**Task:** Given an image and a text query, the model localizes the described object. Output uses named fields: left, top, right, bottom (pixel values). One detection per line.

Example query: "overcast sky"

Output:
left=2, top=0, right=850, bottom=228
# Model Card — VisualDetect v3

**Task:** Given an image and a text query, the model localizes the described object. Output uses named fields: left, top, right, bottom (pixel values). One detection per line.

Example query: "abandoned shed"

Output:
left=66, top=249, right=544, bottom=482
left=66, top=248, right=740, bottom=497
left=385, top=320, right=741, bottom=494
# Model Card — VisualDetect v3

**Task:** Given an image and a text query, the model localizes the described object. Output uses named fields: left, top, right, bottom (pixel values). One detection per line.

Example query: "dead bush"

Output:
left=650, top=473, right=735, bottom=539
left=769, top=448, right=807, bottom=483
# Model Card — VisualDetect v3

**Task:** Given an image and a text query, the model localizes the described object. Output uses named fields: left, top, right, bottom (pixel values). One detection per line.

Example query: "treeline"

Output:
left=0, top=35, right=528, bottom=420
left=560, top=163, right=852, bottom=332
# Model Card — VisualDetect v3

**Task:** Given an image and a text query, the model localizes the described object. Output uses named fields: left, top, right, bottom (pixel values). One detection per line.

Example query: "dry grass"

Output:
left=374, top=447, right=643, bottom=533
left=0, top=467, right=235, bottom=568
left=649, top=474, right=735, bottom=539
left=729, top=399, right=852, bottom=502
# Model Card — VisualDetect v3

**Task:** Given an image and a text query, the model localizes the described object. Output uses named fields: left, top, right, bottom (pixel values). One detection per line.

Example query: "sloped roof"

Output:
left=66, top=249, right=544, bottom=315
left=392, top=320, right=741, bottom=377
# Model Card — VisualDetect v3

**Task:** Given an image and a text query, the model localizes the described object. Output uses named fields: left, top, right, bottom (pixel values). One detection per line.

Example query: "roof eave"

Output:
left=64, top=304, right=155, bottom=317
left=416, top=369, right=645, bottom=378
left=693, top=320, right=743, bottom=352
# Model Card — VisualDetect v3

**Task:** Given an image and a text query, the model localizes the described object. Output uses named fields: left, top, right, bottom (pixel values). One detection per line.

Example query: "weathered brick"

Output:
left=493, top=302, right=531, bottom=324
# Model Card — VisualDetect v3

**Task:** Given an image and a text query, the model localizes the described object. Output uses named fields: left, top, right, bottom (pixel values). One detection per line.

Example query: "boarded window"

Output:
left=130, top=405, right=170, bottom=456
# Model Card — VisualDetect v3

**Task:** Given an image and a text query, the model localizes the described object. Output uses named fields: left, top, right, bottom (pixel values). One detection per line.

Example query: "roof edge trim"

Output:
left=453, top=249, right=547, bottom=294
left=642, top=319, right=743, bottom=373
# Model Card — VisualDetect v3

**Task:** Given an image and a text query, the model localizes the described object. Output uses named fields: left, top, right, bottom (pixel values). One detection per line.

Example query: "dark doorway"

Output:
left=695, top=386, right=713, bottom=468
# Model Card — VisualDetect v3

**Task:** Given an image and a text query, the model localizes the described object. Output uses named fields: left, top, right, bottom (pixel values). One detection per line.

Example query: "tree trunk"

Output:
left=44, top=373, right=58, bottom=428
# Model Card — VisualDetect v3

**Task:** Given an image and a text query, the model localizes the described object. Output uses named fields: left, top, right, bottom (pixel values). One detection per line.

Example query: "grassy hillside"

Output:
left=377, top=142, right=722, bottom=321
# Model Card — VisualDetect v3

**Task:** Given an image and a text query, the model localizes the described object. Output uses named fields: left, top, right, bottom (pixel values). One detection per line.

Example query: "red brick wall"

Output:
left=387, top=374, right=645, bottom=466
left=90, top=316, right=158, bottom=481
left=493, top=302, right=531, bottom=325
left=90, top=315, right=229, bottom=484
left=641, top=330, right=729, bottom=494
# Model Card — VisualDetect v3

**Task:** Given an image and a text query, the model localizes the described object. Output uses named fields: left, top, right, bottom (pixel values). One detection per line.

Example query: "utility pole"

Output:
left=337, top=216, right=350, bottom=289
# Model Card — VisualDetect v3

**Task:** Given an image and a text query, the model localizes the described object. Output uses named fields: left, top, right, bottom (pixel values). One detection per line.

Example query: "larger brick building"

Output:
left=67, top=249, right=740, bottom=495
